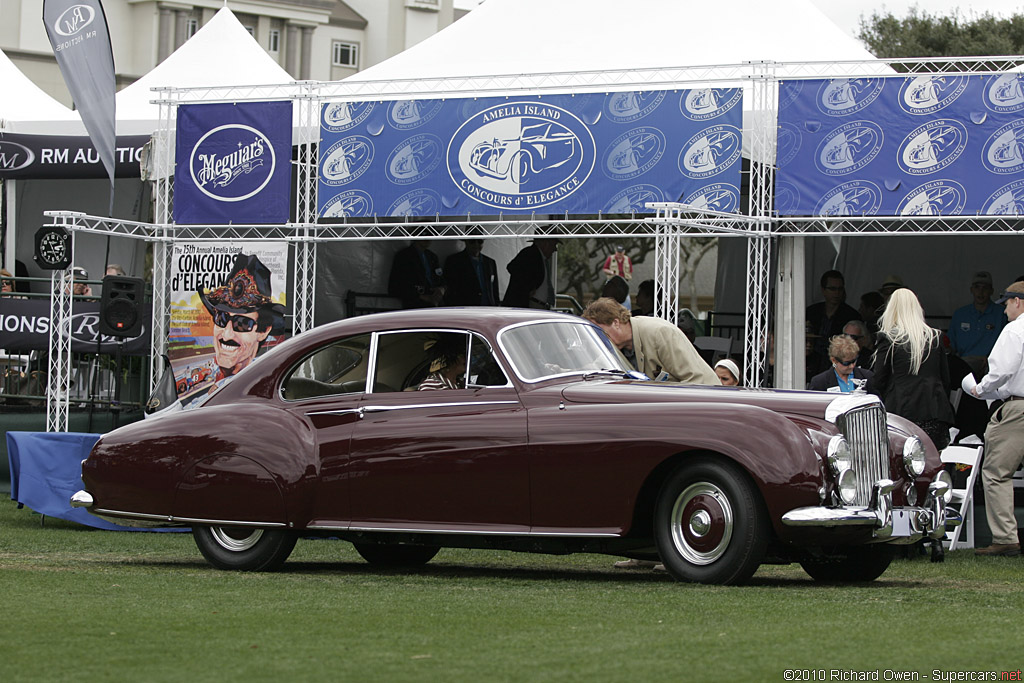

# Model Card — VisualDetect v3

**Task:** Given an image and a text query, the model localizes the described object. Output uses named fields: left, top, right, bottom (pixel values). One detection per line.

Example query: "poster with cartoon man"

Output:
left=168, top=242, right=289, bottom=401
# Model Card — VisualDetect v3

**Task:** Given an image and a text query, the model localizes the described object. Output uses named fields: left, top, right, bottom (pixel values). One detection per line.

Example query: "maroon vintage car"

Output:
left=71, top=308, right=958, bottom=584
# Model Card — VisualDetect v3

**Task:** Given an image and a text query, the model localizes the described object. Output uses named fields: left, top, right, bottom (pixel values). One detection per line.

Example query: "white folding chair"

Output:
left=940, top=444, right=983, bottom=551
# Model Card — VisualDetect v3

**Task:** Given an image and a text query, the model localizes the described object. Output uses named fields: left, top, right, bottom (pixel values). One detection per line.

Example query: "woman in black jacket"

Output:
left=867, top=288, right=955, bottom=450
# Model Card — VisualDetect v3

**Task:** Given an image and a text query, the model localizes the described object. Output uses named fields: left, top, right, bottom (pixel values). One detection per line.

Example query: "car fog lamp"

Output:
left=905, top=483, right=919, bottom=507
left=837, top=468, right=858, bottom=505
left=935, top=470, right=954, bottom=504
left=827, top=436, right=853, bottom=475
left=903, top=437, right=926, bottom=478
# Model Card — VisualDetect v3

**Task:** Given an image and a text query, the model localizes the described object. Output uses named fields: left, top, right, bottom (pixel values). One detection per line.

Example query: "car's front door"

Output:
left=279, top=333, right=372, bottom=529
left=347, top=330, right=530, bottom=532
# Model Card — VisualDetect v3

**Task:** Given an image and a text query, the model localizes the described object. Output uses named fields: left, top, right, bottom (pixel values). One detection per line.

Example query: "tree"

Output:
left=858, top=8, right=1024, bottom=58
left=557, top=237, right=654, bottom=305
left=557, top=234, right=717, bottom=312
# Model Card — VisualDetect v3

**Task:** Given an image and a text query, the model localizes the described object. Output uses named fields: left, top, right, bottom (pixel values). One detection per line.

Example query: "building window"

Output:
left=268, top=29, right=280, bottom=52
left=245, top=26, right=255, bottom=38
left=332, top=41, right=358, bottom=68
left=186, top=18, right=198, bottom=38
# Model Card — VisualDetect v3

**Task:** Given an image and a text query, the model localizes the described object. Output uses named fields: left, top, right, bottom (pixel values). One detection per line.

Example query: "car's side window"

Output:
left=375, top=331, right=471, bottom=392
left=468, top=335, right=508, bottom=387
left=282, top=334, right=371, bottom=400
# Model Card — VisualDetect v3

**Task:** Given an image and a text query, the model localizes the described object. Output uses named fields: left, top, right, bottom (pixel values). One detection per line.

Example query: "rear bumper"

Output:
left=781, top=478, right=960, bottom=544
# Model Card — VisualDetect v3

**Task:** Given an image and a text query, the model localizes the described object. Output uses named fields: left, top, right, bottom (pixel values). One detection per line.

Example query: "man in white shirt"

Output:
left=970, top=281, right=1024, bottom=556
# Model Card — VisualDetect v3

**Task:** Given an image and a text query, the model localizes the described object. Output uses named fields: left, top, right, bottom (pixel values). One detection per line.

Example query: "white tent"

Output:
left=348, top=0, right=882, bottom=84
left=13, top=8, right=294, bottom=136
left=0, top=48, right=74, bottom=132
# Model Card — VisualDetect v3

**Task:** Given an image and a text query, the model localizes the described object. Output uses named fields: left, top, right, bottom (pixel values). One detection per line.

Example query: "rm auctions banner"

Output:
left=0, top=298, right=150, bottom=354
left=317, top=89, right=744, bottom=218
left=167, top=241, right=288, bottom=402
left=173, top=101, right=292, bottom=225
left=776, top=74, right=1024, bottom=216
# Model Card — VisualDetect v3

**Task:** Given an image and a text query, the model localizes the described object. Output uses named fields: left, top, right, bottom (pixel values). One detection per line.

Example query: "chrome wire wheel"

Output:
left=670, top=482, right=734, bottom=566
left=209, top=527, right=265, bottom=552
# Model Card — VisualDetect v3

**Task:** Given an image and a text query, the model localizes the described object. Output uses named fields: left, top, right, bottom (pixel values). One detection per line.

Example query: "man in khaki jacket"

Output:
left=583, top=296, right=720, bottom=572
left=582, top=297, right=719, bottom=385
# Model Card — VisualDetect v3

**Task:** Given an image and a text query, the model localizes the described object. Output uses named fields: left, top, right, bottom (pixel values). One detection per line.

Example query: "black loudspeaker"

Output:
left=98, top=276, right=145, bottom=338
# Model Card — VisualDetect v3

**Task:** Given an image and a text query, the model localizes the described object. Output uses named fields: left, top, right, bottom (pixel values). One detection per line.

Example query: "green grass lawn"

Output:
left=1, top=500, right=1022, bottom=682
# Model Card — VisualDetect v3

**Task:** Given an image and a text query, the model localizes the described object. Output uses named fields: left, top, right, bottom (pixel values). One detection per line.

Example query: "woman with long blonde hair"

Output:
left=867, top=288, right=955, bottom=450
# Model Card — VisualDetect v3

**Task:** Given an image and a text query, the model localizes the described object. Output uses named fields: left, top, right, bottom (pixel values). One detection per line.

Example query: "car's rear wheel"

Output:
left=799, top=545, right=894, bottom=583
left=353, top=543, right=439, bottom=567
left=654, top=458, right=768, bottom=585
left=193, top=526, right=296, bottom=571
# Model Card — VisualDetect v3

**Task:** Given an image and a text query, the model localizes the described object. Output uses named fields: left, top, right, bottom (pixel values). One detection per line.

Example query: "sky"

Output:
left=454, top=1, right=1024, bottom=40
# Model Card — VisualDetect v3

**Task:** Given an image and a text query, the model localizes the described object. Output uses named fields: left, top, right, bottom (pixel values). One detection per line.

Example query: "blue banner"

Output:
left=776, top=74, right=1024, bottom=216
left=317, top=89, right=743, bottom=218
left=174, top=101, right=292, bottom=225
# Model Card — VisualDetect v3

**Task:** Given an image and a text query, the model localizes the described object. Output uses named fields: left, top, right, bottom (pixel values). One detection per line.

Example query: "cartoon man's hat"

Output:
left=198, top=254, right=285, bottom=334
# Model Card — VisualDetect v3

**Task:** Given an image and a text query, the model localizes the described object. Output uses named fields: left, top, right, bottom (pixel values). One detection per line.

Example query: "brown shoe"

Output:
left=974, top=543, right=1021, bottom=557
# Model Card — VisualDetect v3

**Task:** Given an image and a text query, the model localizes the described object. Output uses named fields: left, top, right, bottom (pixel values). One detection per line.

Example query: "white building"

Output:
left=0, top=0, right=468, bottom=106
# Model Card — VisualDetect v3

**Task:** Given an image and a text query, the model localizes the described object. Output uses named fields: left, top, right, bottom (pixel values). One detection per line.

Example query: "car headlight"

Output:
left=827, top=435, right=853, bottom=475
left=934, top=469, right=954, bottom=504
left=903, top=437, right=926, bottom=478
left=837, top=468, right=858, bottom=505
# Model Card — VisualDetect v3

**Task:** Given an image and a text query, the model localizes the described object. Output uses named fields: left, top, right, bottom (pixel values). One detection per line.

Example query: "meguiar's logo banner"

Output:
left=173, top=101, right=292, bottom=224
left=776, top=74, right=1024, bottom=216
left=317, top=89, right=743, bottom=219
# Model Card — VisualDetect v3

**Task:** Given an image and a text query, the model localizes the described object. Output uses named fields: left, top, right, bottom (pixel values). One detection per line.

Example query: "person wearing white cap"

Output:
left=947, top=270, right=1005, bottom=371
left=714, top=358, right=740, bottom=386
left=970, top=281, right=1024, bottom=557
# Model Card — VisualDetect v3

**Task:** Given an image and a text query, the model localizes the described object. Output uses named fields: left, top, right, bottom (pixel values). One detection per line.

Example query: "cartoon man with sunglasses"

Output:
left=198, top=253, right=286, bottom=381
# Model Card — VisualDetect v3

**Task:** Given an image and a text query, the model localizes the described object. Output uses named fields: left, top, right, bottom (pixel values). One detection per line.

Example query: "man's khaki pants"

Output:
left=981, top=400, right=1024, bottom=545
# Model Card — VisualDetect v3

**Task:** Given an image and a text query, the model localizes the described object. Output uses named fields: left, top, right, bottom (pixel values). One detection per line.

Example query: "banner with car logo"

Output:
left=776, top=74, right=1024, bottom=216
left=43, top=0, right=117, bottom=209
left=316, top=89, right=743, bottom=219
left=173, top=101, right=292, bottom=225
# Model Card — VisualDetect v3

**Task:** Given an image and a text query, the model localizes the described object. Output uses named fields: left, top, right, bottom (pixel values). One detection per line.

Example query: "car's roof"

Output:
left=305, top=307, right=580, bottom=343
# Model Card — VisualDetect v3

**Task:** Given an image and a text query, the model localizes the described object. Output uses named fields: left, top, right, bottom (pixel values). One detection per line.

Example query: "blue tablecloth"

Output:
left=6, top=431, right=182, bottom=532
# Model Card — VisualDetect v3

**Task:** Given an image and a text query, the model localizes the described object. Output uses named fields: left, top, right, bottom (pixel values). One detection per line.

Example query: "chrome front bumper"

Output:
left=781, top=478, right=961, bottom=543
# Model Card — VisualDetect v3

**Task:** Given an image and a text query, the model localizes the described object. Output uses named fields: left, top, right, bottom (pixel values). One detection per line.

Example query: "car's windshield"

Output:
left=498, top=320, right=626, bottom=382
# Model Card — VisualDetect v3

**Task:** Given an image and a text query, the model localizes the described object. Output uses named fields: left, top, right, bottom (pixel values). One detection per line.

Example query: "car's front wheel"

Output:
left=799, top=545, right=894, bottom=583
left=353, top=543, right=439, bottom=567
left=193, top=526, right=296, bottom=571
left=654, top=458, right=769, bottom=585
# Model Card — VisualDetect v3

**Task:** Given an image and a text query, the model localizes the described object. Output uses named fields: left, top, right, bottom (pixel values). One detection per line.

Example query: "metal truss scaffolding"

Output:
left=40, top=56, right=1024, bottom=429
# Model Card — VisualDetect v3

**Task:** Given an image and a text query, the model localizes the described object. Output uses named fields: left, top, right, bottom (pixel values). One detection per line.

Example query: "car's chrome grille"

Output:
left=836, top=403, right=889, bottom=506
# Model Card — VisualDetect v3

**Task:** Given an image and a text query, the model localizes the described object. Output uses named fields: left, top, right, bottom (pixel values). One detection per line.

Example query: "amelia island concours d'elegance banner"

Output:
left=776, top=74, right=1024, bottom=216
left=173, top=101, right=292, bottom=225
left=316, top=89, right=744, bottom=219
left=167, top=241, right=288, bottom=402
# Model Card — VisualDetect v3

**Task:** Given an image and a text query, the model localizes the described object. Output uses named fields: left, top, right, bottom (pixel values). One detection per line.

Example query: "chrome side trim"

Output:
left=91, top=508, right=285, bottom=528
left=362, top=400, right=518, bottom=413
left=343, top=525, right=617, bottom=537
left=93, top=508, right=169, bottom=522
left=306, top=407, right=362, bottom=417
left=170, top=516, right=287, bottom=528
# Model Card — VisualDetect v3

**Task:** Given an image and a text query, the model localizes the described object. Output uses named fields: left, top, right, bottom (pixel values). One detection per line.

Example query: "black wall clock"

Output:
left=34, top=226, right=72, bottom=270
